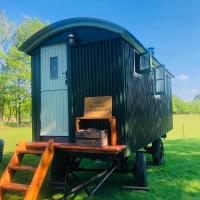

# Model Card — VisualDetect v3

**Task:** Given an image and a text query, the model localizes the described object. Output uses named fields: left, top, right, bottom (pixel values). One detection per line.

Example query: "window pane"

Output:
left=50, top=56, right=58, bottom=79
left=156, top=68, right=163, bottom=79
left=155, top=67, right=165, bottom=94
left=165, top=76, right=171, bottom=97
left=156, top=80, right=164, bottom=93
left=140, top=52, right=151, bottom=71
left=134, top=51, right=140, bottom=73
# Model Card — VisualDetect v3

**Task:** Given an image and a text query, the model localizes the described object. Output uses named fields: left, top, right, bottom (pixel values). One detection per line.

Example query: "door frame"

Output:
left=32, top=42, right=73, bottom=141
left=66, top=44, right=73, bottom=142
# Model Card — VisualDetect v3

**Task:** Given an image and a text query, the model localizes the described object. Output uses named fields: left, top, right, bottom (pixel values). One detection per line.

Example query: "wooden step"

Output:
left=9, top=165, right=36, bottom=172
left=0, top=140, right=54, bottom=200
left=17, top=149, right=43, bottom=155
left=26, top=142, right=48, bottom=149
left=0, top=183, right=29, bottom=192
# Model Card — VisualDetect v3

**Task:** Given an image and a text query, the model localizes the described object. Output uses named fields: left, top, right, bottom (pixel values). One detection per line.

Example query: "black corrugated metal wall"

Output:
left=70, top=38, right=173, bottom=153
left=71, top=38, right=125, bottom=144
left=122, top=40, right=172, bottom=152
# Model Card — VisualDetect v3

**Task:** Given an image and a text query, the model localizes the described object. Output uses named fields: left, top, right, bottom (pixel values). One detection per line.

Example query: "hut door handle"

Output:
left=62, top=70, right=68, bottom=84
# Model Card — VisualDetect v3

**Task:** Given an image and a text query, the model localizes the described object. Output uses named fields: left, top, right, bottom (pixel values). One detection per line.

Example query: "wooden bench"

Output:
left=75, top=96, right=117, bottom=146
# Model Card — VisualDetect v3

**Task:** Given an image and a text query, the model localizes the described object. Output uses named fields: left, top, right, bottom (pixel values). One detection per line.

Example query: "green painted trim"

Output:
left=31, top=49, right=41, bottom=141
left=19, top=18, right=146, bottom=54
left=37, top=49, right=41, bottom=141
left=19, top=17, right=150, bottom=55
left=31, top=54, right=35, bottom=140
left=138, top=68, right=152, bottom=74
left=66, top=44, right=74, bottom=142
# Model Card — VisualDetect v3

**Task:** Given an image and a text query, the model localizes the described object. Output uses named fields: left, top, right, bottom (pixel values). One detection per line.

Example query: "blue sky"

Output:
left=1, top=0, right=200, bottom=101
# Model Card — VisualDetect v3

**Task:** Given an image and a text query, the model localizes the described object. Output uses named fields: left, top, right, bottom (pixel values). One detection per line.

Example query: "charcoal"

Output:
left=75, top=128, right=108, bottom=146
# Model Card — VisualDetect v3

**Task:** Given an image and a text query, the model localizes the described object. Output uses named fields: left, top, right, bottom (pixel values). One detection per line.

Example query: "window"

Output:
left=134, top=50, right=140, bottom=73
left=155, top=66, right=165, bottom=95
left=151, top=66, right=173, bottom=97
left=50, top=56, right=58, bottom=79
left=150, top=66, right=165, bottom=96
left=165, top=74, right=172, bottom=98
left=140, top=52, right=152, bottom=72
left=165, top=74, right=172, bottom=109
left=134, top=50, right=152, bottom=74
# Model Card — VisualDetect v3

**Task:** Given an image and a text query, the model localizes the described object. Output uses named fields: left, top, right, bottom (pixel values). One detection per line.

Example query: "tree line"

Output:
left=0, top=11, right=47, bottom=125
left=172, top=95, right=200, bottom=114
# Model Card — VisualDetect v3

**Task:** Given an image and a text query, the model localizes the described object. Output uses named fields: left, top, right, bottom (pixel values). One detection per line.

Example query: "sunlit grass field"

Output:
left=0, top=114, right=200, bottom=200
left=168, top=114, right=200, bottom=140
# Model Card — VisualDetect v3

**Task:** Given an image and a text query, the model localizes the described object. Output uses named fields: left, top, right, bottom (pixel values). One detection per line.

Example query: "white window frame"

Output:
left=133, top=49, right=142, bottom=78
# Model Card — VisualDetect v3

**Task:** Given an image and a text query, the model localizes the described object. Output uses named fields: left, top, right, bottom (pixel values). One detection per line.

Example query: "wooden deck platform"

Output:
left=26, top=142, right=126, bottom=155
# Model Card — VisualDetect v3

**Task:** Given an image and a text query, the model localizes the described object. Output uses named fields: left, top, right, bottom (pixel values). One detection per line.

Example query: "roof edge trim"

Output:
left=19, top=17, right=171, bottom=72
left=19, top=17, right=148, bottom=54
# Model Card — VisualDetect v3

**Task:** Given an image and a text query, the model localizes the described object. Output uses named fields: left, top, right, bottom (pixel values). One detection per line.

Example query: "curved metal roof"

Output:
left=19, top=17, right=148, bottom=54
left=19, top=17, right=167, bottom=69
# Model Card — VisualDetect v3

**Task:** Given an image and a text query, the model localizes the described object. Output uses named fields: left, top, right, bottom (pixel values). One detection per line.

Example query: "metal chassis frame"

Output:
left=52, top=151, right=125, bottom=200
left=63, top=162, right=117, bottom=200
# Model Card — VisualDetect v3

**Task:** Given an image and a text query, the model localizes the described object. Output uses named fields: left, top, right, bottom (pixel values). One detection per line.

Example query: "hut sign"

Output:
left=84, top=96, right=112, bottom=118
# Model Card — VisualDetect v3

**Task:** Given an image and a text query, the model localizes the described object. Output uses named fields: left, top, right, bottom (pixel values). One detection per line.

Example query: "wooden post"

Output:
left=76, top=118, right=80, bottom=132
left=183, top=123, right=185, bottom=139
left=0, top=189, right=5, bottom=200
left=111, top=117, right=117, bottom=146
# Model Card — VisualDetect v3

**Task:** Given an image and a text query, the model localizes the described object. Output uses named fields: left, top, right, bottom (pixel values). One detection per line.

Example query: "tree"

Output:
left=172, top=95, right=200, bottom=114
left=0, top=67, right=9, bottom=121
left=0, top=10, right=16, bottom=54
left=0, top=12, right=48, bottom=125
left=193, top=94, right=200, bottom=102
left=5, top=17, right=48, bottom=125
left=0, top=11, right=15, bottom=122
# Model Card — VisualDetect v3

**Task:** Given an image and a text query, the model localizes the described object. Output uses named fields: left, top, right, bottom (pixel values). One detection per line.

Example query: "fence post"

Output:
left=182, top=123, right=185, bottom=139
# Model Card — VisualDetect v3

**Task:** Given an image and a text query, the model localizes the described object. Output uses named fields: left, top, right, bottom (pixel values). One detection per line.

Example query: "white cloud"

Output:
left=184, top=89, right=197, bottom=94
left=20, top=12, right=30, bottom=20
left=191, top=89, right=198, bottom=93
left=176, top=74, right=190, bottom=80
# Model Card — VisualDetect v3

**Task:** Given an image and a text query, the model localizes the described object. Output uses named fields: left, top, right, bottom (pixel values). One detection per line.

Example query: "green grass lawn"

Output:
left=0, top=114, right=200, bottom=200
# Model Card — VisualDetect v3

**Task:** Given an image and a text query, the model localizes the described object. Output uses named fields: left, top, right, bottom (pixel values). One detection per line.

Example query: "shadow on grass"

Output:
left=0, top=139, right=200, bottom=200
left=2, top=122, right=31, bottom=128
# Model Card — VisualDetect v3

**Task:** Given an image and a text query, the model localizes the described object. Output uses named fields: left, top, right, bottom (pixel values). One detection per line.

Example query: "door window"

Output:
left=50, top=56, right=58, bottom=79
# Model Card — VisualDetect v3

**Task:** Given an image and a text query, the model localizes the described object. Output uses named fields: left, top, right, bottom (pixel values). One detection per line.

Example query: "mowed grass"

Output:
left=168, top=114, right=200, bottom=140
left=0, top=114, right=200, bottom=200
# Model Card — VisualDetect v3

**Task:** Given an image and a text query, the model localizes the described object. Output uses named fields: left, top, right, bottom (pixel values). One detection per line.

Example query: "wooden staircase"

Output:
left=0, top=140, right=54, bottom=200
